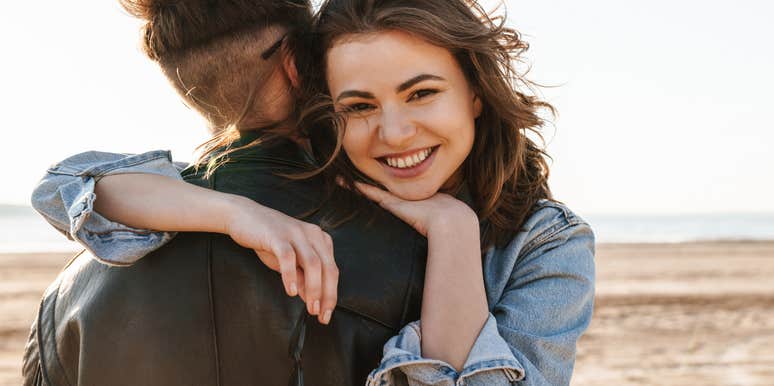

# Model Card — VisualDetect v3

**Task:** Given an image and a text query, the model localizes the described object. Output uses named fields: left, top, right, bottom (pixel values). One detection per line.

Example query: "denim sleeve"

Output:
left=30, top=150, right=186, bottom=266
left=366, top=314, right=523, bottom=386
left=487, top=222, right=595, bottom=385
left=367, top=222, right=595, bottom=386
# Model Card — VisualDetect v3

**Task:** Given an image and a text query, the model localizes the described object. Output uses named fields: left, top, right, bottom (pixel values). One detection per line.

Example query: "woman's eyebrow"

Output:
left=336, top=90, right=375, bottom=102
left=396, top=74, right=445, bottom=93
left=335, top=74, right=445, bottom=102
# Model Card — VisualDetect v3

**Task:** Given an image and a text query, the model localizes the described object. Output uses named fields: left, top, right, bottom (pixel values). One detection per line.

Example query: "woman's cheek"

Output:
left=342, top=121, right=371, bottom=165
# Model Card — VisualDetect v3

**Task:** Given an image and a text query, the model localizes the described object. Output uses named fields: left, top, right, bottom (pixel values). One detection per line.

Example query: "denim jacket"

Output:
left=31, top=150, right=595, bottom=386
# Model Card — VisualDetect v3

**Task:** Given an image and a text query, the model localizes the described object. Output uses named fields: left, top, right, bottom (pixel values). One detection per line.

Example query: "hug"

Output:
left=24, top=0, right=595, bottom=385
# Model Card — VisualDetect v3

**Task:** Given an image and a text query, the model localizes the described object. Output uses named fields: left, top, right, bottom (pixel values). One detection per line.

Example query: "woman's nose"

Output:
left=377, top=107, right=417, bottom=148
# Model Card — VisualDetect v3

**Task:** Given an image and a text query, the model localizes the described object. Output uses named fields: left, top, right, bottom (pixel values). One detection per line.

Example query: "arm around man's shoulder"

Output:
left=30, top=150, right=185, bottom=266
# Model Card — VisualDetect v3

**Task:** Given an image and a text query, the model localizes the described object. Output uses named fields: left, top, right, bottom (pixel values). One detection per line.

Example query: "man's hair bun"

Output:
left=118, top=0, right=312, bottom=61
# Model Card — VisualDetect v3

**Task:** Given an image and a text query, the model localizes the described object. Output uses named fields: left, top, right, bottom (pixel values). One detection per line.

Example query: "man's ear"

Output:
left=281, top=45, right=300, bottom=89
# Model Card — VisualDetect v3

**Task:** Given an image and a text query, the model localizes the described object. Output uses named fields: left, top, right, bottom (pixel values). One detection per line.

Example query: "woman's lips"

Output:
left=378, top=146, right=439, bottom=179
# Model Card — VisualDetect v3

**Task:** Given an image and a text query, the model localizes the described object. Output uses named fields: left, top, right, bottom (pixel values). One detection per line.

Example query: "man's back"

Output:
left=23, top=137, right=426, bottom=386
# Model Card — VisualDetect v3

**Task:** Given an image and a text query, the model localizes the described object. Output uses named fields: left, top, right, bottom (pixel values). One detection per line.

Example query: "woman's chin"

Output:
left=385, top=183, right=439, bottom=201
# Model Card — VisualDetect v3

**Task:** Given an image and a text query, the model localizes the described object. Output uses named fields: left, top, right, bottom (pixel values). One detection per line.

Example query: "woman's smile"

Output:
left=378, top=145, right=439, bottom=178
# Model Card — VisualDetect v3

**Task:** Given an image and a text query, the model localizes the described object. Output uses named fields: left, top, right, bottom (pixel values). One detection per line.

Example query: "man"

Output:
left=22, top=1, right=426, bottom=385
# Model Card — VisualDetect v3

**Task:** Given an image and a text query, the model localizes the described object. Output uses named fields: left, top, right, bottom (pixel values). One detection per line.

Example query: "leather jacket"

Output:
left=23, top=135, right=427, bottom=386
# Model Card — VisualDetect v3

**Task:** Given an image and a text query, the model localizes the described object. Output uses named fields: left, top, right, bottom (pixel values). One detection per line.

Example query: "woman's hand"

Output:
left=224, top=195, right=338, bottom=325
left=352, top=181, right=478, bottom=237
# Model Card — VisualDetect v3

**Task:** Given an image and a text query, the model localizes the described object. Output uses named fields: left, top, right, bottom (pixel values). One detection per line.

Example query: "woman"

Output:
left=32, top=0, right=595, bottom=384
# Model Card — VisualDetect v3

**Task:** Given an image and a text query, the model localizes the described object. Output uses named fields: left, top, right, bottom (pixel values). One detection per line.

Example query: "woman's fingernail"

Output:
left=322, top=310, right=332, bottom=324
left=313, top=300, right=320, bottom=315
left=289, top=282, right=298, bottom=296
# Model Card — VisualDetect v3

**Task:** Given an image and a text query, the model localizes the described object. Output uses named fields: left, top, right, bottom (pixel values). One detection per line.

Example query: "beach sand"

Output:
left=1, top=242, right=773, bottom=385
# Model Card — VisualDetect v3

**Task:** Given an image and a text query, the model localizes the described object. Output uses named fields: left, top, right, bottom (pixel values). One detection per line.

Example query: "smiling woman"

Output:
left=300, top=1, right=595, bottom=384
left=328, top=31, right=480, bottom=200
left=312, top=0, right=555, bottom=249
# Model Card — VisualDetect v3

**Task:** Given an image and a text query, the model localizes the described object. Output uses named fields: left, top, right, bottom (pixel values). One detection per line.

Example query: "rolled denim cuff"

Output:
left=367, top=320, right=457, bottom=386
left=70, top=195, right=177, bottom=267
left=31, top=150, right=183, bottom=266
left=367, top=314, right=524, bottom=386
left=458, top=314, right=524, bottom=384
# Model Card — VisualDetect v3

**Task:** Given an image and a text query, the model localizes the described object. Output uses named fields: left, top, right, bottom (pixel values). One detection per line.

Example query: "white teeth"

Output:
left=384, top=147, right=434, bottom=169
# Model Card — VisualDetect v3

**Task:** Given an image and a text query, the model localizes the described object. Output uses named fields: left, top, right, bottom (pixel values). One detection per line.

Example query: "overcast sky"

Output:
left=1, top=0, right=771, bottom=216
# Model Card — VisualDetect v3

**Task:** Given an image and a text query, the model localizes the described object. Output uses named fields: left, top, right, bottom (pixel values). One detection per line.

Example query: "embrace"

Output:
left=23, top=0, right=595, bottom=385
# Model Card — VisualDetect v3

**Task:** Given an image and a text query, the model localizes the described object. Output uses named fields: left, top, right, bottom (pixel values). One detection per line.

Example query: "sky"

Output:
left=1, top=0, right=772, bottom=216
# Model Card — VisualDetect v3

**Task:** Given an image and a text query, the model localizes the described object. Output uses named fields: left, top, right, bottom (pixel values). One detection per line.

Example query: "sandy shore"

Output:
left=1, top=242, right=773, bottom=385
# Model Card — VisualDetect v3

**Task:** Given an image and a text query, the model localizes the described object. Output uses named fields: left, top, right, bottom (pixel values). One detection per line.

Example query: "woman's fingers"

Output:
left=293, top=239, right=323, bottom=316
left=296, top=267, right=307, bottom=302
left=310, top=230, right=338, bottom=325
left=353, top=181, right=428, bottom=235
left=259, top=227, right=338, bottom=325
left=232, top=201, right=338, bottom=323
left=270, top=242, right=299, bottom=297
left=353, top=181, right=397, bottom=207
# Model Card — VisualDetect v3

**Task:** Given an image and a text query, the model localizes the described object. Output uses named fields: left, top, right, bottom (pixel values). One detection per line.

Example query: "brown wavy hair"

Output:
left=307, top=0, right=555, bottom=248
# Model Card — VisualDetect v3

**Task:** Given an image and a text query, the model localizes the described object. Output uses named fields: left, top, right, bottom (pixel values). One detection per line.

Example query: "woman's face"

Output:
left=326, top=30, right=482, bottom=200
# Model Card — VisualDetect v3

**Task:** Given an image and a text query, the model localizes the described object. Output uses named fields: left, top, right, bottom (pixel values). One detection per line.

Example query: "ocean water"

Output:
left=0, top=205, right=773, bottom=253
left=583, top=213, right=774, bottom=243
left=0, top=205, right=82, bottom=253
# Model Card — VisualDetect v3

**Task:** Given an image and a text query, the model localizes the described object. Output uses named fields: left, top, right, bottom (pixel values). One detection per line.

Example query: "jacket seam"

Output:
left=44, top=152, right=171, bottom=177
left=397, top=234, right=420, bottom=328
left=74, top=234, right=136, bottom=267
left=79, top=228, right=163, bottom=236
left=368, top=354, right=458, bottom=385
left=89, top=253, right=134, bottom=267
left=34, top=297, right=54, bottom=386
left=206, top=172, right=222, bottom=386
left=457, top=362, right=525, bottom=384
left=84, top=152, right=173, bottom=177
left=521, top=215, right=584, bottom=257
left=41, top=282, right=73, bottom=386
left=35, top=251, right=90, bottom=386
left=336, top=304, right=394, bottom=330
left=207, top=235, right=222, bottom=386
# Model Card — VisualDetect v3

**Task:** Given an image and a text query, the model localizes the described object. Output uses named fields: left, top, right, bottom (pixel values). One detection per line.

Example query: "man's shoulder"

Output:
left=181, top=141, right=324, bottom=216
left=44, top=233, right=214, bottom=317
left=182, top=139, right=316, bottom=185
left=29, top=233, right=222, bottom=384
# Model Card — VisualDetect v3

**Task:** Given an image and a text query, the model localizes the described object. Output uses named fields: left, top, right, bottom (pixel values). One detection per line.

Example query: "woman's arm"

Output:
left=417, top=203, right=488, bottom=371
left=357, top=184, right=595, bottom=385
left=31, top=150, right=184, bottom=264
left=31, top=150, right=338, bottom=324
left=95, top=173, right=338, bottom=323
left=93, top=172, right=236, bottom=234
left=351, top=183, right=489, bottom=370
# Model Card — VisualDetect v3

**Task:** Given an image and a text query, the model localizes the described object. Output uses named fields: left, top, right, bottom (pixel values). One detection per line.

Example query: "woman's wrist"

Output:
left=220, top=194, right=258, bottom=235
left=427, top=204, right=479, bottom=239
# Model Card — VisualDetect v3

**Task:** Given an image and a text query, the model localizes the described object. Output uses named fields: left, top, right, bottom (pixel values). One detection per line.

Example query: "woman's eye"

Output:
left=346, top=103, right=375, bottom=112
left=409, top=89, right=439, bottom=101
